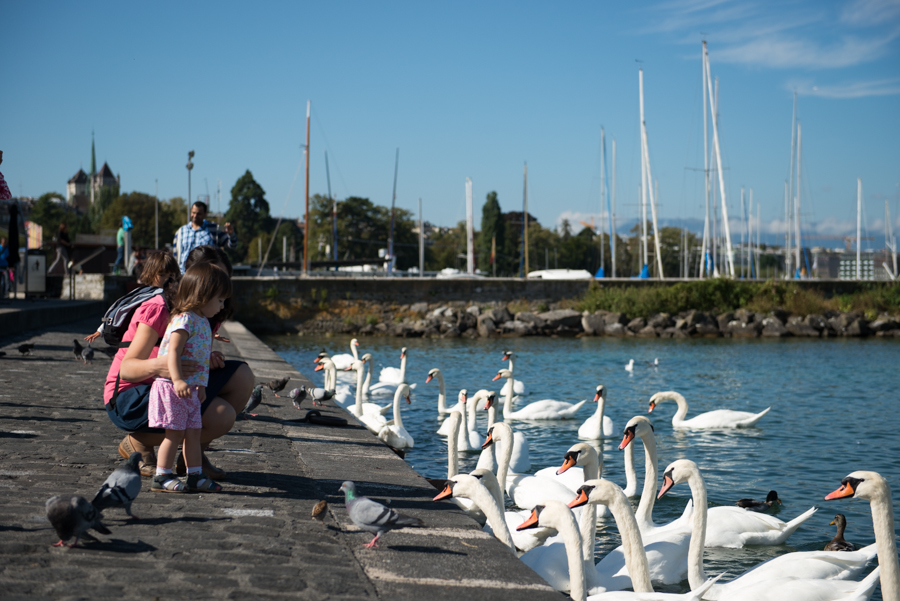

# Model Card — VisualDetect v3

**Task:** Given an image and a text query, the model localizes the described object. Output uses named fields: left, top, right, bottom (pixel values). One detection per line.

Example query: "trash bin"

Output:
left=19, top=250, right=46, bottom=293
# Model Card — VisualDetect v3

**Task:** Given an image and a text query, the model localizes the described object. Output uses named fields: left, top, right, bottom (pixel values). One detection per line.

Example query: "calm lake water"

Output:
left=263, top=333, right=900, bottom=597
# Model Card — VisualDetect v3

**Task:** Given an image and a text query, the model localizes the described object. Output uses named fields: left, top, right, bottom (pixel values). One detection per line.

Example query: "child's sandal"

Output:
left=151, top=474, right=185, bottom=493
left=187, top=472, right=222, bottom=492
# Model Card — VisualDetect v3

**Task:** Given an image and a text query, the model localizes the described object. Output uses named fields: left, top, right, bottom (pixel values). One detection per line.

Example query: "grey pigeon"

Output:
left=81, top=344, right=94, bottom=365
left=267, top=376, right=290, bottom=397
left=242, top=384, right=265, bottom=417
left=289, top=387, right=306, bottom=410
left=91, top=452, right=142, bottom=519
left=310, top=387, right=335, bottom=406
left=46, top=495, right=111, bottom=547
left=339, top=481, right=424, bottom=548
left=18, top=343, right=34, bottom=356
left=72, top=339, right=84, bottom=360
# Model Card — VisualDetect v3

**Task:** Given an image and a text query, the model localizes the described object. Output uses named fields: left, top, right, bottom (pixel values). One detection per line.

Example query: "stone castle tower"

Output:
left=67, top=132, right=119, bottom=211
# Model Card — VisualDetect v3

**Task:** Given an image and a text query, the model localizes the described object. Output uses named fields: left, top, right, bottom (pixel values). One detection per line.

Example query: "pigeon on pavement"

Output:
left=46, top=495, right=111, bottom=547
left=91, top=452, right=142, bottom=519
left=288, top=387, right=306, bottom=410
left=311, top=500, right=328, bottom=526
left=339, top=481, right=424, bottom=548
left=242, top=384, right=265, bottom=417
left=81, top=344, right=95, bottom=365
left=18, top=343, right=34, bottom=356
left=72, top=339, right=84, bottom=360
left=267, top=376, right=291, bottom=397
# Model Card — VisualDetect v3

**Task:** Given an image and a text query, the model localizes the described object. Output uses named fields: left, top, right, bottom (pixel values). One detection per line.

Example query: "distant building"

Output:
left=66, top=133, right=119, bottom=212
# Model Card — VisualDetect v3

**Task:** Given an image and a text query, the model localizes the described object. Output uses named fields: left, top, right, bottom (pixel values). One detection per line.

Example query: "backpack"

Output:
left=101, top=285, right=167, bottom=347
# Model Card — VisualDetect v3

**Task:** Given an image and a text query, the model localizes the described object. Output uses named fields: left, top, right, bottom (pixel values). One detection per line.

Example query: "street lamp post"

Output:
left=186, top=150, right=194, bottom=221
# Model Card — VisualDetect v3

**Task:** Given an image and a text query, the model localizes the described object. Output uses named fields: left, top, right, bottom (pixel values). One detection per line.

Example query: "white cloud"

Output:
left=841, top=0, right=900, bottom=26
left=714, top=31, right=900, bottom=69
left=789, top=78, right=900, bottom=98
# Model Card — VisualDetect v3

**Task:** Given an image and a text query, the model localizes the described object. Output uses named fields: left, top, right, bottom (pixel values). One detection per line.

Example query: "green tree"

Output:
left=30, top=193, right=92, bottom=245
left=224, top=170, right=271, bottom=262
left=426, top=221, right=466, bottom=271
left=477, top=191, right=506, bottom=275
left=88, top=184, right=120, bottom=231
left=99, top=192, right=180, bottom=249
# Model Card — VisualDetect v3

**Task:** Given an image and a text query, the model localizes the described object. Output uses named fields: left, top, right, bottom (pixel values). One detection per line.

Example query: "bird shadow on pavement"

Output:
left=3, top=415, right=93, bottom=423
left=0, top=431, right=38, bottom=438
left=79, top=538, right=158, bottom=553
left=385, top=545, right=467, bottom=556
left=125, top=516, right=230, bottom=527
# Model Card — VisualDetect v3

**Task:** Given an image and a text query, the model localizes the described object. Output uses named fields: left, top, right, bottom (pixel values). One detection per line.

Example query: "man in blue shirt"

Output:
left=174, top=201, right=236, bottom=273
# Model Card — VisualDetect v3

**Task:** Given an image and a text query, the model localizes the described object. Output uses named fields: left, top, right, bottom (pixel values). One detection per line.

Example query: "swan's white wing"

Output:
left=507, top=473, right=581, bottom=510
left=378, top=366, right=403, bottom=384
left=509, top=431, right=531, bottom=473
left=705, top=505, right=816, bottom=547
left=679, top=408, right=770, bottom=429
left=509, top=399, right=587, bottom=420
left=719, top=567, right=880, bottom=601
left=534, top=465, right=582, bottom=493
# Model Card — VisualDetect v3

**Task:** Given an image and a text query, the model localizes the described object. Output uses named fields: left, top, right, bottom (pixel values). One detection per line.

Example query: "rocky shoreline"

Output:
left=280, top=299, right=900, bottom=339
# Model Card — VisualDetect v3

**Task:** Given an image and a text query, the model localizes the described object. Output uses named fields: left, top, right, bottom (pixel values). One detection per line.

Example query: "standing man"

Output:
left=174, top=201, right=236, bottom=273
left=113, top=219, right=126, bottom=274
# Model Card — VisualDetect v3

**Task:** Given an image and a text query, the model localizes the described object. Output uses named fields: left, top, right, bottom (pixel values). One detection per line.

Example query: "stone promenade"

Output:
left=0, top=316, right=559, bottom=601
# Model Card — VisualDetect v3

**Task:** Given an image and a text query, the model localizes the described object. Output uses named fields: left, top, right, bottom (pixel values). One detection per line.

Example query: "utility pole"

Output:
left=303, top=100, right=310, bottom=275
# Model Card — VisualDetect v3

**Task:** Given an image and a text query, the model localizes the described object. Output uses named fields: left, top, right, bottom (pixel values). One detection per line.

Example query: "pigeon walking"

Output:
left=339, top=481, right=423, bottom=548
left=288, top=387, right=307, bottom=410
left=81, top=344, right=95, bottom=365
left=311, top=500, right=328, bottom=526
left=46, top=495, right=111, bottom=547
left=18, top=343, right=34, bottom=356
left=72, top=339, right=84, bottom=360
left=242, top=384, right=265, bottom=417
left=267, top=376, right=291, bottom=397
left=91, top=452, right=142, bottom=519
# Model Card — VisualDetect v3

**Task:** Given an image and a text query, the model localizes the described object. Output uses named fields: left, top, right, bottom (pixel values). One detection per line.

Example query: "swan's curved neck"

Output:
left=553, top=508, right=586, bottom=601
left=494, top=427, right=513, bottom=493
left=579, top=496, right=597, bottom=562
left=582, top=449, right=601, bottom=481
left=685, top=470, right=709, bottom=590
left=446, top=414, right=460, bottom=478
left=469, top=482, right=516, bottom=553
left=353, top=367, right=364, bottom=416
left=362, top=361, right=372, bottom=396
left=592, top=397, right=606, bottom=438
left=606, top=489, right=653, bottom=593
left=487, top=403, right=496, bottom=428
left=466, top=394, right=478, bottom=433
left=325, top=363, right=336, bottom=391
left=872, top=491, right=899, bottom=599
left=392, top=390, right=405, bottom=428
left=435, top=371, right=446, bottom=413
left=350, top=341, right=359, bottom=361
left=502, top=376, right=514, bottom=419
left=663, top=392, right=689, bottom=424
left=507, top=355, right=515, bottom=373
left=398, top=353, right=407, bottom=382
left=623, top=440, right=638, bottom=497
left=634, top=430, right=659, bottom=530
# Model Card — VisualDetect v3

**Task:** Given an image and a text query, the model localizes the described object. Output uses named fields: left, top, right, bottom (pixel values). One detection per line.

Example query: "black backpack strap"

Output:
left=109, top=372, right=121, bottom=411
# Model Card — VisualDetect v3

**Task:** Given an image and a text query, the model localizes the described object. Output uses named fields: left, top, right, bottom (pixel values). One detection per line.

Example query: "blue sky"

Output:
left=3, top=0, right=899, bottom=244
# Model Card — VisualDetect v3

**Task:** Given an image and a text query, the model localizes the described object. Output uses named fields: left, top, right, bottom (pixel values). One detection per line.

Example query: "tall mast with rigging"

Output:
left=303, top=100, right=310, bottom=275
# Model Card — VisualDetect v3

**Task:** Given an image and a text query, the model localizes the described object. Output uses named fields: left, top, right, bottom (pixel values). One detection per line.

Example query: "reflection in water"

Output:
left=267, top=334, right=900, bottom=599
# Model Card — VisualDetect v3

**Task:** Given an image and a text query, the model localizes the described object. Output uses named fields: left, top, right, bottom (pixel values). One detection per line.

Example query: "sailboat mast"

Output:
left=700, top=42, right=710, bottom=278
left=740, top=187, right=745, bottom=278
left=466, top=178, right=474, bottom=275
left=303, top=100, right=310, bottom=275
left=523, top=162, right=529, bottom=276
left=325, top=151, right=337, bottom=263
left=795, top=123, right=802, bottom=275
left=418, top=198, right=424, bottom=276
left=857, top=178, right=862, bottom=280
left=609, top=138, right=616, bottom=277
left=388, top=148, right=399, bottom=275
left=703, top=45, right=735, bottom=277
left=787, top=92, right=797, bottom=279
left=639, top=68, right=649, bottom=271
left=600, top=127, right=606, bottom=274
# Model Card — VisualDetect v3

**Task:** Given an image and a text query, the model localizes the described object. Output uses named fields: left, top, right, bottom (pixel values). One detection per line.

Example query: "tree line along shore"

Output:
left=258, top=280, right=900, bottom=339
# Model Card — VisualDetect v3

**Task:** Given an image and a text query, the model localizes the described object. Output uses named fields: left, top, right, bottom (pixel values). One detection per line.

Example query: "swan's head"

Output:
left=619, top=415, right=653, bottom=450
left=830, top=514, right=847, bottom=528
left=493, top=368, right=513, bottom=381
left=433, top=477, right=458, bottom=501
left=346, top=359, right=365, bottom=372
left=482, top=392, right=497, bottom=410
left=400, top=347, right=408, bottom=359
left=396, top=383, right=412, bottom=404
left=314, top=350, right=328, bottom=363
left=360, top=353, right=373, bottom=363
left=557, top=443, right=595, bottom=475
left=458, top=389, right=468, bottom=403
left=426, top=368, right=440, bottom=384
left=501, top=351, right=514, bottom=361
left=433, top=474, right=483, bottom=502
left=351, top=338, right=359, bottom=347
left=648, top=391, right=681, bottom=413
left=658, top=459, right=700, bottom=499
left=568, top=479, right=622, bottom=509
left=314, top=362, right=324, bottom=372
left=482, top=421, right=511, bottom=449
left=825, top=471, right=889, bottom=503
left=593, top=384, right=606, bottom=402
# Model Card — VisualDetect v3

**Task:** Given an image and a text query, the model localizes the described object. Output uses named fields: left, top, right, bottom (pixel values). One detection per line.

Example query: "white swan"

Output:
left=427, top=367, right=462, bottom=415
left=347, top=360, right=387, bottom=433
left=620, top=415, right=817, bottom=548
left=461, top=390, right=484, bottom=450
left=433, top=474, right=517, bottom=553
left=500, top=350, right=528, bottom=396
left=533, top=443, right=605, bottom=519
left=439, top=411, right=487, bottom=523
left=369, top=347, right=417, bottom=396
left=625, top=359, right=634, bottom=373
left=486, top=422, right=582, bottom=511
left=314, top=357, right=338, bottom=391
left=579, top=384, right=615, bottom=440
left=648, top=391, right=770, bottom=430
left=327, top=338, right=360, bottom=371
left=473, top=466, right=557, bottom=553
left=656, top=459, right=882, bottom=600
left=359, top=353, right=374, bottom=396
left=493, top=369, right=586, bottom=420
left=479, top=391, right=531, bottom=473
left=517, top=498, right=720, bottom=601
left=437, top=390, right=468, bottom=436
left=377, top=383, right=414, bottom=449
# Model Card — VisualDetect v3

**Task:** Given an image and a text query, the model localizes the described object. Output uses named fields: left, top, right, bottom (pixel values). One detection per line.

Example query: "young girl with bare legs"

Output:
left=149, top=263, right=231, bottom=492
